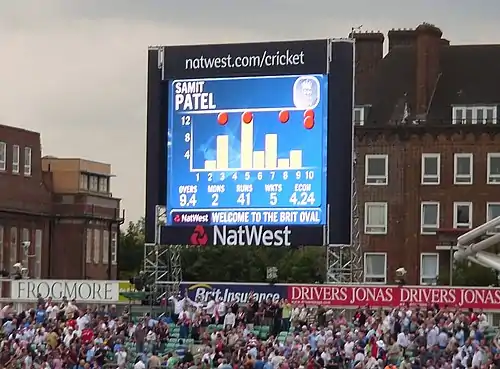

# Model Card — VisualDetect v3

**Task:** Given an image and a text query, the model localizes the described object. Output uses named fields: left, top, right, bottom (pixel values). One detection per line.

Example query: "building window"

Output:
left=0, top=142, right=6, bottom=171
left=0, top=226, right=3, bottom=270
left=12, top=145, right=20, bottom=174
left=24, top=147, right=32, bottom=176
left=89, top=176, right=99, bottom=191
left=10, top=227, right=17, bottom=267
left=421, top=202, right=440, bottom=235
left=420, top=253, right=439, bottom=285
left=486, top=203, right=500, bottom=234
left=80, top=174, right=88, bottom=190
left=99, top=177, right=108, bottom=193
left=421, top=153, right=440, bottom=185
left=454, top=153, right=473, bottom=185
left=93, top=229, right=101, bottom=264
left=364, top=202, right=388, bottom=234
left=111, top=232, right=117, bottom=265
left=452, top=106, right=497, bottom=125
left=365, top=154, right=388, bottom=185
left=353, top=107, right=365, bottom=126
left=86, top=229, right=92, bottom=264
left=103, top=230, right=109, bottom=263
left=21, top=228, right=30, bottom=266
left=364, top=253, right=387, bottom=284
left=487, top=153, right=500, bottom=184
left=34, top=230, right=42, bottom=278
left=453, top=202, right=472, bottom=229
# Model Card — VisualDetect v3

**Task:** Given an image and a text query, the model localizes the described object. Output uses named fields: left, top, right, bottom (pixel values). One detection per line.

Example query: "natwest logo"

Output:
left=214, top=225, right=291, bottom=246
left=190, top=226, right=208, bottom=246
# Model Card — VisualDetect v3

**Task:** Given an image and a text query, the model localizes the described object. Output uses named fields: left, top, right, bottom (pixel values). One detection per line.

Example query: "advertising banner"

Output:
left=162, top=40, right=329, bottom=79
left=162, top=225, right=324, bottom=247
left=11, top=280, right=123, bottom=303
left=180, top=282, right=286, bottom=304
left=288, top=285, right=500, bottom=310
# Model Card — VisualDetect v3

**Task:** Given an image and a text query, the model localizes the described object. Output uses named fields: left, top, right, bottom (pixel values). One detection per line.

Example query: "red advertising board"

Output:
left=288, top=285, right=500, bottom=310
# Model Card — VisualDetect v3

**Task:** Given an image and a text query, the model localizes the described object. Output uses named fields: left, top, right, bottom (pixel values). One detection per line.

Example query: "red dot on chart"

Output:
left=304, top=116, right=315, bottom=130
left=278, top=110, right=290, bottom=123
left=242, top=111, right=253, bottom=124
left=304, top=109, right=315, bottom=119
left=217, top=112, right=228, bottom=125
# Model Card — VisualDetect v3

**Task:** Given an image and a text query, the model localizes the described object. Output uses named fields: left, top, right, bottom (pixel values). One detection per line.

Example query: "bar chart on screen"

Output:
left=189, top=108, right=313, bottom=173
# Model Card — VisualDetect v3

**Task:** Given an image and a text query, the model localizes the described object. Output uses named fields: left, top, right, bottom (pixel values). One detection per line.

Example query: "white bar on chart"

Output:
left=277, top=158, right=290, bottom=169
left=264, top=134, right=278, bottom=169
left=289, top=150, right=303, bottom=168
left=204, top=160, right=217, bottom=170
left=216, top=135, right=229, bottom=169
left=240, top=117, right=253, bottom=169
left=253, top=151, right=265, bottom=169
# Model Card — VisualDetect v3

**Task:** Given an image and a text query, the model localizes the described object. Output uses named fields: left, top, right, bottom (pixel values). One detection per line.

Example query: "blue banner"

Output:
left=179, top=282, right=287, bottom=303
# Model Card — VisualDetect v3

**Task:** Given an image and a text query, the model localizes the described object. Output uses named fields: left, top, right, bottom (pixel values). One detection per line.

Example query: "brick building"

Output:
left=354, top=23, right=500, bottom=285
left=0, top=124, right=122, bottom=281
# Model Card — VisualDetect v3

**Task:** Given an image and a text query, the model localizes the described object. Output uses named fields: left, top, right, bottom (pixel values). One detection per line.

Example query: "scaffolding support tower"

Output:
left=143, top=205, right=183, bottom=302
left=326, top=36, right=362, bottom=282
left=326, top=151, right=362, bottom=283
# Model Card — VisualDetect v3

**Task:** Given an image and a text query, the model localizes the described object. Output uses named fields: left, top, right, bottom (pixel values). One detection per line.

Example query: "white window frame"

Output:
left=421, top=153, right=441, bottom=185
left=365, top=154, right=388, bottom=185
left=353, top=107, right=365, bottom=126
left=0, top=226, right=4, bottom=271
left=99, top=177, right=108, bottom=193
left=21, top=228, right=30, bottom=266
left=453, top=202, right=473, bottom=229
left=10, top=227, right=17, bottom=267
left=453, top=153, right=473, bottom=185
left=89, top=176, right=99, bottom=192
left=80, top=174, right=88, bottom=190
left=364, top=202, right=388, bottom=235
left=86, top=229, right=92, bottom=264
left=487, top=153, right=500, bottom=184
left=420, top=253, right=439, bottom=285
left=102, top=230, right=109, bottom=264
left=486, top=202, right=500, bottom=235
left=0, top=142, right=6, bottom=171
left=111, top=232, right=117, bottom=265
left=93, top=229, right=101, bottom=264
left=24, top=147, right=32, bottom=176
left=420, top=201, right=440, bottom=235
left=12, top=145, right=19, bottom=174
left=34, top=229, right=42, bottom=278
left=452, top=106, right=497, bottom=125
left=364, top=252, right=387, bottom=284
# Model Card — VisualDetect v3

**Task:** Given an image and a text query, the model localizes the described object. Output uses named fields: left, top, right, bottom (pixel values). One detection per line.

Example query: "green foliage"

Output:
left=439, top=261, right=499, bottom=286
left=118, top=219, right=145, bottom=279
left=117, top=218, right=325, bottom=282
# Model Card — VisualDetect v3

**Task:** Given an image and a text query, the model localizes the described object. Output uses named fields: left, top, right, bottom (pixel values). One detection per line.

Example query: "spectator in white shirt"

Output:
left=116, top=346, right=127, bottom=369
left=397, top=329, right=410, bottom=349
left=168, top=293, right=187, bottom=323
left=224, top=311, right=236, bottom=329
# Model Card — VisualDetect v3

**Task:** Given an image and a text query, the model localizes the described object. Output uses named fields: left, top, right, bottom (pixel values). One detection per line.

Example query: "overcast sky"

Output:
left=1, top=0, right=499, bottom=222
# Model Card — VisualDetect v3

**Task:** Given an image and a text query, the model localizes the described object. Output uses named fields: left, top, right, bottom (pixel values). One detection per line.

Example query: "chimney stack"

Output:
left=351, top=31, right=385, bottom=103
left=388, top=28, right=417, bottom=51
left=415, top=23, right=443, bottom=117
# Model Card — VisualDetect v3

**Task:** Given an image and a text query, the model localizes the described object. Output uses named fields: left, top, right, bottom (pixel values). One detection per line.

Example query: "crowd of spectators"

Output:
left=0, top=291, right=499, bottom=369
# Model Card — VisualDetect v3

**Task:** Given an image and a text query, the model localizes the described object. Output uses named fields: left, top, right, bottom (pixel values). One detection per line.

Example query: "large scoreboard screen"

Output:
left=166, top=74, right=328, bottom=226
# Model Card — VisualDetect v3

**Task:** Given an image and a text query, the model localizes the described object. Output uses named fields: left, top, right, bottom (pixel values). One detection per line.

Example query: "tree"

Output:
left=116, top=216, right=326, bottom=283
left=438, top=260, right=498, bottom=286
left=180, top=246, right=325, bottom=283
left=118, top=219, right=145, bottom=279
